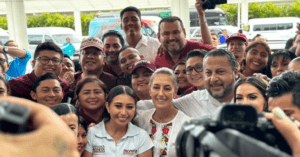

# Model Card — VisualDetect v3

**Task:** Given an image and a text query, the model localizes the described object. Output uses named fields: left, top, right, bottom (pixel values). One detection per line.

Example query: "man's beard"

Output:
left=207, top=76, right=235, bottom=100
left=163, top=39, right=184, bottom=55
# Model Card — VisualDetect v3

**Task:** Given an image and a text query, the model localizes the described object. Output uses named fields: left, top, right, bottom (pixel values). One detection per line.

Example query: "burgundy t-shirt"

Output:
left=154, top=40, right=215, bottom=69
left=8, top=71, right=70, bottom=101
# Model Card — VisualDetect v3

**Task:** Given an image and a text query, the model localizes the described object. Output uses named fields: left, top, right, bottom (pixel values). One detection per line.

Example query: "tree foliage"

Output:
left=219, top=0, right=300, bottom=25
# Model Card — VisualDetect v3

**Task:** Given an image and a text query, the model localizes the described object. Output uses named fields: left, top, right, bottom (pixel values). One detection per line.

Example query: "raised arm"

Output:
left=195, top=0, right=212, bottom=45
left=0, top=45, right=27, bottom=59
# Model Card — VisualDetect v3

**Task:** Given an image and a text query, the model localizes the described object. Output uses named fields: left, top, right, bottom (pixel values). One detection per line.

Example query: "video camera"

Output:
left=0, top=101, right=30, bottom=134
left=176, top=104, right=292, bottom=157
left=202, top=0, right=227, bottom=10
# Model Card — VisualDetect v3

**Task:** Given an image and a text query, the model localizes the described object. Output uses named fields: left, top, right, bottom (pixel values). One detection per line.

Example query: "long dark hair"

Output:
left=234, top=77, right=268, bottom=111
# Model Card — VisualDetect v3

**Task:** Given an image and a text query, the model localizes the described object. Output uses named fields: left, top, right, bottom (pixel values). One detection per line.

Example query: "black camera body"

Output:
left=176, top=104, right=292, bottom=157
left=0, top=101, right=30, bottom=134
left=202, top=0, right=227, bottom=10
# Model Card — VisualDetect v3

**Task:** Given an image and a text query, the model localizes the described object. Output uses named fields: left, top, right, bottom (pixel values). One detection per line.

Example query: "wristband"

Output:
left=3, top=46, right=8, bottom=53
left=200, top=21, right=207, bottom=25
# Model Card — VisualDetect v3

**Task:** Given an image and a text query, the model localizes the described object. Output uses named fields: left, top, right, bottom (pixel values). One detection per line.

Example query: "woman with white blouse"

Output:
left=136, top=67, right=191, bottom=157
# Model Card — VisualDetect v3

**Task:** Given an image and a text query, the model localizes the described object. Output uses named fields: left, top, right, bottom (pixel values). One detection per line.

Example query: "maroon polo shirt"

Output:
left=8, top=71, right=70, bottom=101
left=154, top=40, right=215, bottom=69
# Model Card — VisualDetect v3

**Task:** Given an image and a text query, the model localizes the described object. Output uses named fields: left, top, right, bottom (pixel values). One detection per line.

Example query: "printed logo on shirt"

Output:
left=93, top=145, right=105, bottom=153
left=123, top=149, right=137, bottom=155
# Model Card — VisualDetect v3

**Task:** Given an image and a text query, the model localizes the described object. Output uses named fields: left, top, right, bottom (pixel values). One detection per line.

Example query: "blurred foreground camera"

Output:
left=0, top=101, right=30, bottom=134
left=176, top=104, right=292, bottom=157
left=202, top=0, right=227, bottom=10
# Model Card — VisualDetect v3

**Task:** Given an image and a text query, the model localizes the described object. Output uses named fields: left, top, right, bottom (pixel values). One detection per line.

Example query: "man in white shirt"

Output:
left=120, top=6, right=160, bottom=62
left=137, top=49, right=238, bottom=117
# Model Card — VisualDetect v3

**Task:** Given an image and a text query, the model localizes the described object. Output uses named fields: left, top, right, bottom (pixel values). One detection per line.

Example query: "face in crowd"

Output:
left=288, top=59, right=300, bottom=71
left=60, top=57, right=75, bottom=78
left=203, top=54, right=238, bottom=102
left=33, top=50, right=63, bottom=78
left=228, top=39, right=246, bottom=65
left=158, top=20, right=186, bottom=55
left=0, top=53, right=9, bottom=72
left=245, top=44, right=269, bottom=74
left=118, top=48, right=141, bottom=75
left=103, top=36, right=122, bottom=65
left=121, top=11, right=143, bottom=38
left=269, top=93, right=300, bottom=122
left=0, top=78, right=9, bottom=97
left=269, top=52, right=296, bottom=78
left=211, top=34, right=220, bottom=48
left=31, top=78, right=64, bottom=108
left=77, top=118, right=88, bottom=155
left=150, top=69, right=178, bottom=109
left=234, top=77, right=268, bottom=112
left=186, top=56, right=204, bottom=89
left=131, top=67, right=153, bottom=99
left=60, top=112, right=79, bottom=136
left=80, top=47, right=105, bottom=73
left=222, top=30, right=228, bottom=37
left=174, top=63, right=191, bottom=92
left=66, top=38, right=71, bottom=43
left=105, top=86, right=137, bottom=127
left=78, top=80, right=106, bottom=113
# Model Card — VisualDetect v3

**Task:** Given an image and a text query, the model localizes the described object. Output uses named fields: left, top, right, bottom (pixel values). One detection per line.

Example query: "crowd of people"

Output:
left=1, top=0, right=300, bottom=156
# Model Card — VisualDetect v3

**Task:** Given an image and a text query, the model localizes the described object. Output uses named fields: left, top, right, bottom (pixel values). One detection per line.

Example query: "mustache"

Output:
left=209, top=82, right=223, bottom=87
left=167, top=39, right=179, bottom=44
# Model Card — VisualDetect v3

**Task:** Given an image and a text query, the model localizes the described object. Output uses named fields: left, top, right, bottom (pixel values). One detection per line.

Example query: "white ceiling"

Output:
left=0, top=0, right=293, bottom=15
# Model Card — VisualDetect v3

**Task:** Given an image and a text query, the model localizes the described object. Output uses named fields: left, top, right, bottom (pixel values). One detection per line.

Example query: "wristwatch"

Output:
left=2, top=46, right=8, bottom=53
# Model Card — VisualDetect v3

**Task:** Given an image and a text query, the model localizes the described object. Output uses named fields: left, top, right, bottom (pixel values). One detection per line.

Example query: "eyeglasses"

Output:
left=186, top=65, right=203, bottom=75
left=36, top=57, right=62, bottom=65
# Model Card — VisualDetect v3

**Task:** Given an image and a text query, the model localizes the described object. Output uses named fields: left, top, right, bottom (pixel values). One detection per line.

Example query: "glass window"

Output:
left=261, top=25, right=269, bottom=31
left=269, top=24, right=276, bottom=30
left=45, top=35, right=54, bottom=42
left=253, top=25, right=261, bottom=31
left=277, top=23, right=293, bottom=30
left=28, top=35, right=43, bottom=45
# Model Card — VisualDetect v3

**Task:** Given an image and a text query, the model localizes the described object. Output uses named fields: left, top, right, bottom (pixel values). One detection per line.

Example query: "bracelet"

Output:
left=200, top=21, right=207, bottom=25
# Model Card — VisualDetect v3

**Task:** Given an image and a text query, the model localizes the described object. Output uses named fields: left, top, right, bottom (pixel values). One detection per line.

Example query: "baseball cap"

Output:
left=131, top=60, right=156, bottom=74
left=80, top=37, right=105, bottom=51
left=226, top=33, right=249, bottom=45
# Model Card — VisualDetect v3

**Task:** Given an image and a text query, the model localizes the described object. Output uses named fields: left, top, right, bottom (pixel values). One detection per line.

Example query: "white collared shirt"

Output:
left=125, top=35, right=160, bottom=62
left=137, top=89, right=234, bottom=117
left=85, top=121, right=153, bottom=157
